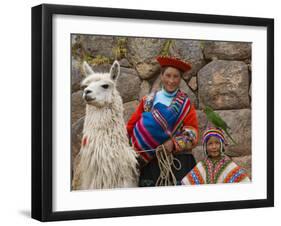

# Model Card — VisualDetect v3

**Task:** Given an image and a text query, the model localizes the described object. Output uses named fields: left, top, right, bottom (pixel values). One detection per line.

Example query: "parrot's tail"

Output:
left=225, top=129, right=238, bottom=145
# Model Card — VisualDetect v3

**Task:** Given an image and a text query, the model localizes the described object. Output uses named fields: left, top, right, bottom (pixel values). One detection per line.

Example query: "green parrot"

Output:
left=203, top=105, right=238, bottom=145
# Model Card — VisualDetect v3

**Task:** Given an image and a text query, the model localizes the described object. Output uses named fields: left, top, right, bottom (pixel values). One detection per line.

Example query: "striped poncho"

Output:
left=130, top=90, right=191, bottom=162
left=181, top=155, right=250, bottom=185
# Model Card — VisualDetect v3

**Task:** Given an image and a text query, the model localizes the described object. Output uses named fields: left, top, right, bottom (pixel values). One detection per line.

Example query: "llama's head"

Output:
left=81, top=61, right=120, bottom=108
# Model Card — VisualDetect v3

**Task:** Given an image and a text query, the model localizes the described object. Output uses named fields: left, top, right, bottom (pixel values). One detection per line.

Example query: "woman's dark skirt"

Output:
left=138, top=152, right=196, bottom=187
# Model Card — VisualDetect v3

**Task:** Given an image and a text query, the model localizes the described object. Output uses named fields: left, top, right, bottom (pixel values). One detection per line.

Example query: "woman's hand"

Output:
left=163, top=139, right=174, bottom=154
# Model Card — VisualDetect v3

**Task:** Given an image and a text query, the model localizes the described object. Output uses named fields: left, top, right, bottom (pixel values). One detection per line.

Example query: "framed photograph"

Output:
left=32, top=4, right=274, bottom=222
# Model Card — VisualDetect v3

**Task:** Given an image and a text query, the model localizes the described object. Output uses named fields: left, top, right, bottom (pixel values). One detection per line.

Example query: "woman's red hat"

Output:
left=156, top=56, right=192, bottom=73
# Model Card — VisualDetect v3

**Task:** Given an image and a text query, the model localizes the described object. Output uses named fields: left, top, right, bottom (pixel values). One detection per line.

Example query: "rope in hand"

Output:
left=155, top=144, right=181, bottom=186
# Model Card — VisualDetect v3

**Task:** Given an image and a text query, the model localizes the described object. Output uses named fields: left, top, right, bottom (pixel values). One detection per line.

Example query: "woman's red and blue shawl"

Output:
left=131, top=90, right=191, bottom=162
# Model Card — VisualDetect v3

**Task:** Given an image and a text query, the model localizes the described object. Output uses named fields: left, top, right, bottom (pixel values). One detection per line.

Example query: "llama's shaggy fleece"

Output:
left=72, top=61, right=139, bottom=190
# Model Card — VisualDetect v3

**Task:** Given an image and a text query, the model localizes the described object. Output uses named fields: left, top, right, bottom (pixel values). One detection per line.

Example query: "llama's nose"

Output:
left=84, top=89, right=92, bottom=95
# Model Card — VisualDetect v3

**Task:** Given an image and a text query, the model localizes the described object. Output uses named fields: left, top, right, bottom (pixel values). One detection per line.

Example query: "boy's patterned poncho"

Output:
left=127, top=90, right=198, bottom=163
left=181, top=155, right=250, bottom=185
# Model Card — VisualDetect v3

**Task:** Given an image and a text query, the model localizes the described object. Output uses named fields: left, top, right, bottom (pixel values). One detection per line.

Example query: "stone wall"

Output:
left=71, top=35, right=252, bottom=178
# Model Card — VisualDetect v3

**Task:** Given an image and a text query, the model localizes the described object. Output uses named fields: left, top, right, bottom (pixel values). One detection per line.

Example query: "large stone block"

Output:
left=79, top=35, right=116, bottom=58
left=71, top=90, right=86, bottom=124
left=198, top=60, right=250, bottom=110
left=71, top=57, right=84, bottom=92
left=127, top=37, right=165, bottom=64
left=204, top=41, right=251, bottom=60
left=169, top=40, right=206, bottom=80
left=127, top=38, right=165, bottom=79
left=139, top=80, right=151, bottom=101
left=135, top=62, right=160, bottom=80
left=116, top=67, right=141, bottom=103
left=188, top=76, right=198, bottom=91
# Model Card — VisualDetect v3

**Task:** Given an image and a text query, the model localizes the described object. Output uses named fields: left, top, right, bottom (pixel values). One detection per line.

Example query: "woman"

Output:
left=181, top=127, right=250, bottom=185
left=127, top=56, right=199, bottom=186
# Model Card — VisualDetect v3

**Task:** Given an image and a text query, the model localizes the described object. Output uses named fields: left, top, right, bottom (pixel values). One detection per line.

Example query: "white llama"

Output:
left=72, top=60, right=139, bottom=190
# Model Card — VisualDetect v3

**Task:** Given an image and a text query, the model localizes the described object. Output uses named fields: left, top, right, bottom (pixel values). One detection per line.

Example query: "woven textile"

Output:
left=131, top=90, right=191, bottom=162
left=181, top=155, right=250, bottom=185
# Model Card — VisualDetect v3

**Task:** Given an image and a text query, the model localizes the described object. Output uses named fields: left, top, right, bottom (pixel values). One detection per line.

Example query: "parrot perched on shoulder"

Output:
left=203, top=105, right=238, bottom=145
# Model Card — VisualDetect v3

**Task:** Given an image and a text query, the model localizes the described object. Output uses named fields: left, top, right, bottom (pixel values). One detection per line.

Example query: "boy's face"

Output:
left=206, top=136, right=221, bottom=159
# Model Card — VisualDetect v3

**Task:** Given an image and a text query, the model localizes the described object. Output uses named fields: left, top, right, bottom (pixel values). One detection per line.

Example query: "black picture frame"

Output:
left=31, top=3, right=274, bottom=222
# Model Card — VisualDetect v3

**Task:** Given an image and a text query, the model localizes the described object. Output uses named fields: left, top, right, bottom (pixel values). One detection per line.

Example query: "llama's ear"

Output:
left=109, top=60, right=120, bottom=81
left=82, top=61, right=94, bottom=77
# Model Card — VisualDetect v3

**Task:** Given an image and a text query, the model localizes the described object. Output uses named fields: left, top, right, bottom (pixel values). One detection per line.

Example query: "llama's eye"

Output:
left=101, top=84, right=109, bottom=89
